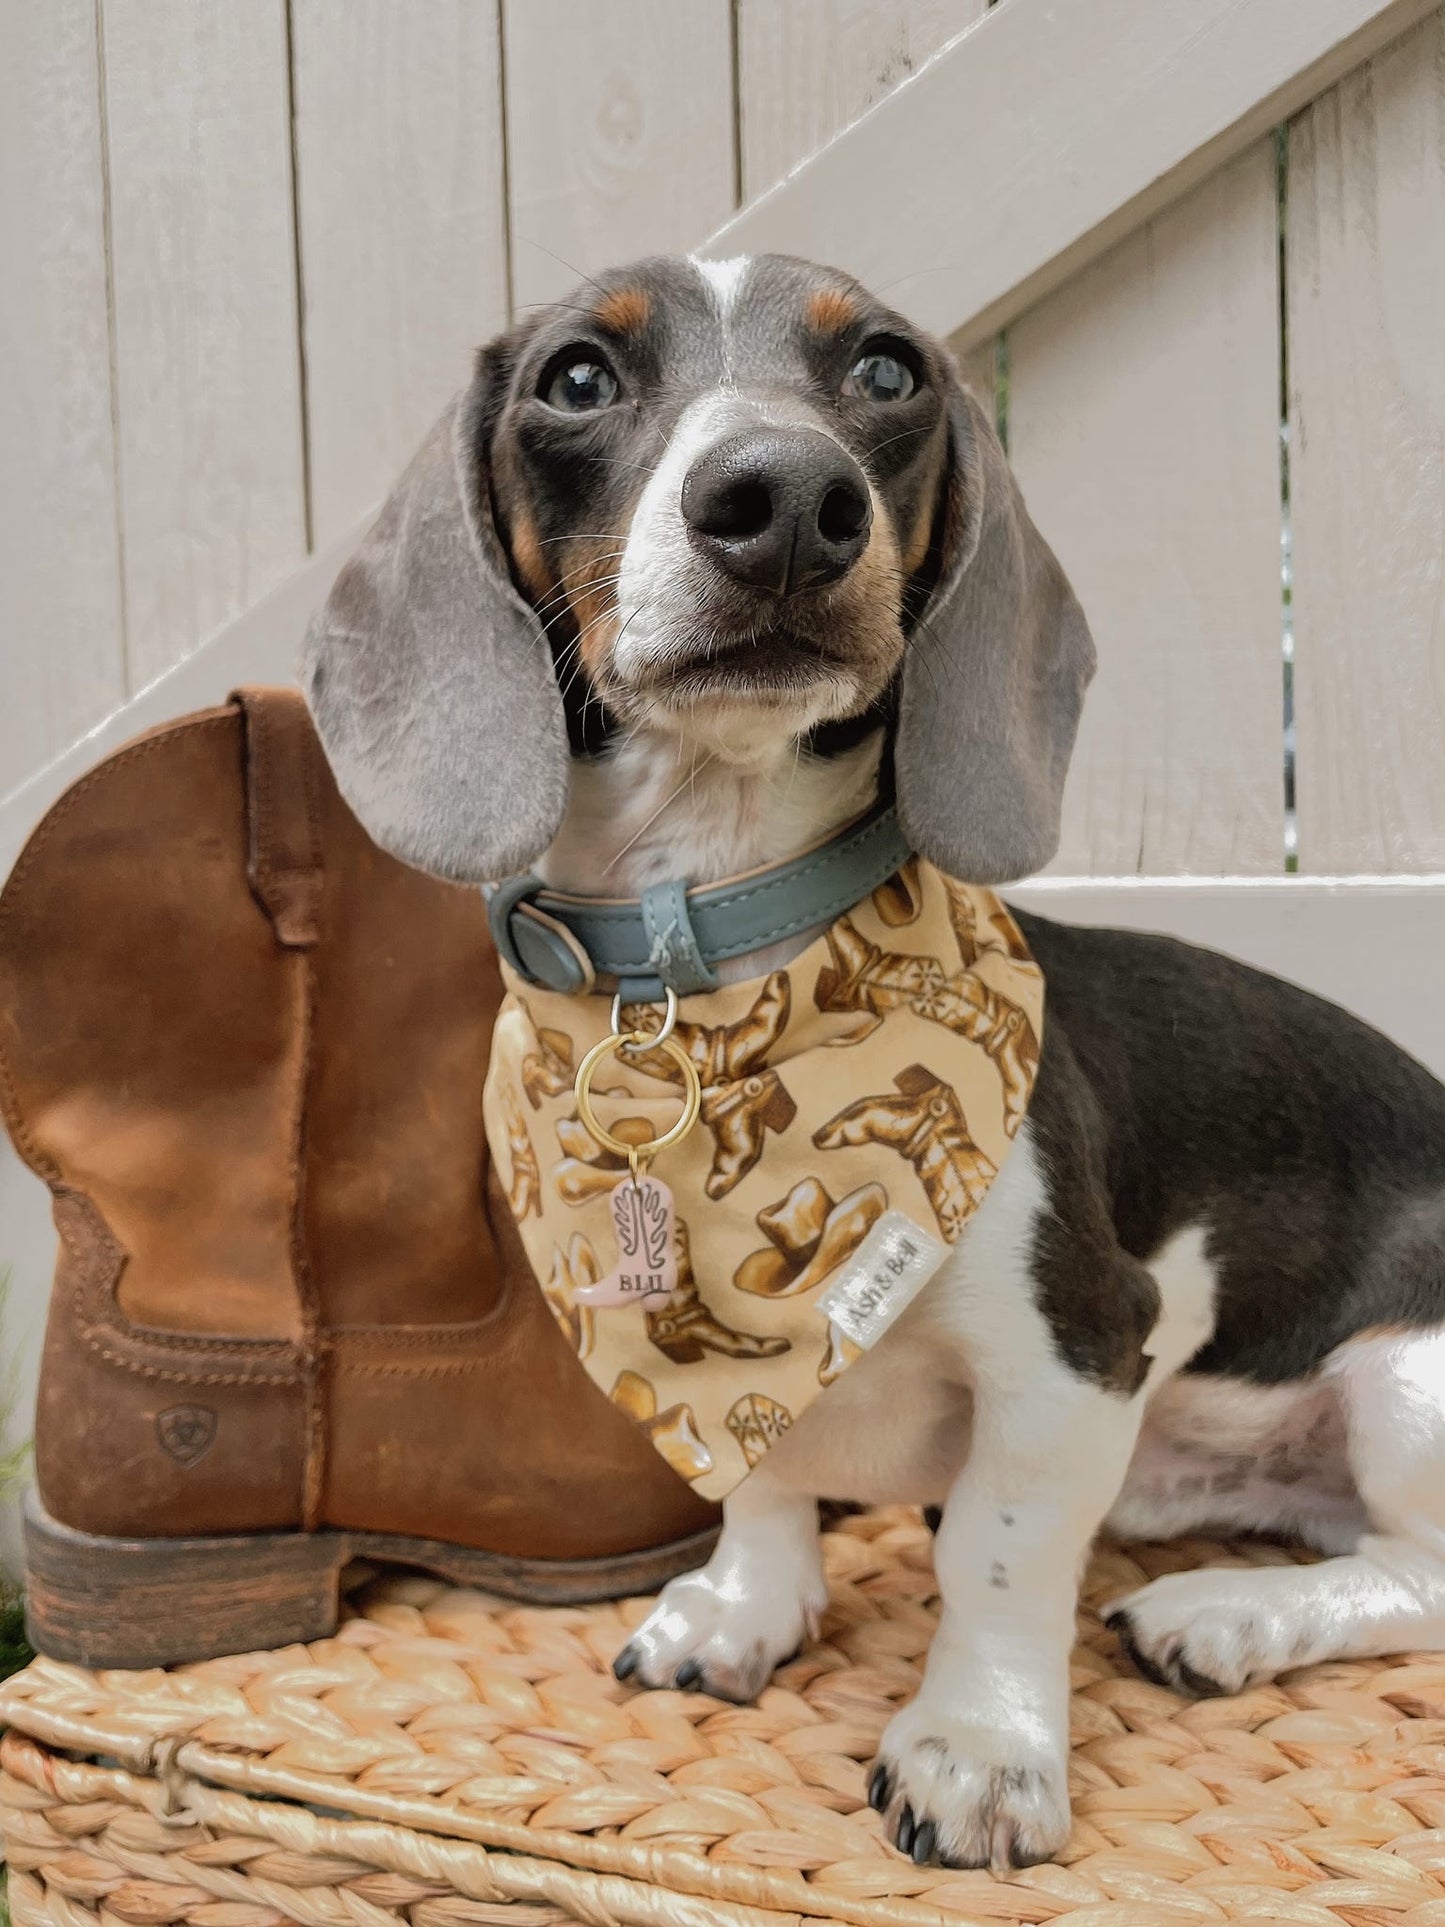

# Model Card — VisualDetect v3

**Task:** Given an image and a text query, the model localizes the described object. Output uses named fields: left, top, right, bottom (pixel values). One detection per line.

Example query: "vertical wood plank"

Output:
left=503, top=0, right=735, bottom=311
left=739, top=3, right=996, bottom=418
left=1007, top=143, right=1285, bottom=874
left=292, top=2, right=510, bottom=548
left=101, top=0, right=306, bottom=690
left=0, top=0, right=125, bottom=786
left=1288, top=10, right=1445, bottom=874
left=736, top=0, right=985, bottom=202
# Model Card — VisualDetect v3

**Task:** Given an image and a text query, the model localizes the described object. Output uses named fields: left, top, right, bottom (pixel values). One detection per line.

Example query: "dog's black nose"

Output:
left=681, top=427, right=872, bottom=596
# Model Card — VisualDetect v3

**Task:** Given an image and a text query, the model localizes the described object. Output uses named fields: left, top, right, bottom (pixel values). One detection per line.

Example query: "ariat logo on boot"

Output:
left=156, top=1405, right=217, bottom=1467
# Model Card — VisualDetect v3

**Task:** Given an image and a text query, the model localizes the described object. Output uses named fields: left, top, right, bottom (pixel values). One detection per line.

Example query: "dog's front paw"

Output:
left=1105, top=1567, right=1303, bottom=1696
left=612, top=1566, right=824, bottom=1702
left=868, top=1699, right=1069, bottom=1870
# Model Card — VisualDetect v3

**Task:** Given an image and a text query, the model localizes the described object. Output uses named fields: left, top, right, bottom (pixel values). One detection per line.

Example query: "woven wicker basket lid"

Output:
left=4, top=1506, right=1445, bottom=1927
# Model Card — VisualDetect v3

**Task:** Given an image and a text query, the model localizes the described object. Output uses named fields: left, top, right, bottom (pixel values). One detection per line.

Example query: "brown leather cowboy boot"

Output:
left=0, top=688, right=716, bottom=1669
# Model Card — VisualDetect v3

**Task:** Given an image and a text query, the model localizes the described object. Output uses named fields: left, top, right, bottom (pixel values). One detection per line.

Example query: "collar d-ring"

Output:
left=610, top=984, right=679, bottom=1047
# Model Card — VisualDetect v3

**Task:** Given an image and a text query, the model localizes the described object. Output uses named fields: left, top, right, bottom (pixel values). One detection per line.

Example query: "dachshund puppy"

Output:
left=304, top=254, right=1445, bottom=1871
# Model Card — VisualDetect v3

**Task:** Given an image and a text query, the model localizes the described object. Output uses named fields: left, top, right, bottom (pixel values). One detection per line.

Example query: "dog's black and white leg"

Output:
left=616, top=1107, right=1161, bottom=1868
left=1106, top=1325, right=1445, bottom=1694
left=868, top=1134, right=1156, bottom=1870
left=614, top=1192, right=985, bottom=1702
left=614, top=1471, right=826, bottom=1700
left=872, top=1368, right=1140, bottom=1867
left=612, top=1301, right=977, bottom=1699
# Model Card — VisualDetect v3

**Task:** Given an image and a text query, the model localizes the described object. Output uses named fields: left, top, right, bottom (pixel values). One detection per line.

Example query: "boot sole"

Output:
left=23, top=1491, right=719, bottom=1669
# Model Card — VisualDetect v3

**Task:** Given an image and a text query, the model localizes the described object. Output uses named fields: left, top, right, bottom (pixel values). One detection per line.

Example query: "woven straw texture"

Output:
left=5, top=1509, right=1445, bottom=1927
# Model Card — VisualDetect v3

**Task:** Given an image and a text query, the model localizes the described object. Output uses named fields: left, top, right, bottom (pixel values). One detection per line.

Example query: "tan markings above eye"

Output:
left=804, top=286, right=859, bottom=335
left=593, top=285, right=651, bottom=334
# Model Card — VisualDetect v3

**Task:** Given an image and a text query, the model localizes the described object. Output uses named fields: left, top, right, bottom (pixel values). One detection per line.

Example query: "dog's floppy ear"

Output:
left=300, top=352, right=567, bottom=883
left=895, top=375, right=1094, bottom=883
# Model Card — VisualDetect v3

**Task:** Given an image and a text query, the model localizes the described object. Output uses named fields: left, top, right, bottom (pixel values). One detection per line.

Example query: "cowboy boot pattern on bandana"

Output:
left=952, top=975, right=1039, bottom=1138
left=942, top=875, right=981, bottom=965
left=520, top=1002, right=635, bottom=1109
left=621, top=974, right=797, bottom=1198
left=544, top=1232, right=599, bottom=1359
left=483, top=860, right=1043, bottom=1499
left=814, top=1064, right=998, bottom=1243
left=498, top=1085, right=542, bottom=1221
left=726, top=1391, right=794, bottom=1468
left=519, top=1007, right=577, bottom=1106
left=944, top=874, right=1039, bottom=972
left=553, top=1110, right=656, bottom=1204
left=644, top=1217, right=792, bottom=1364
left=872, top=854, right=924, bottom=927
left=815, top=909, right=1039, bottom=1137
left=610, top=1369, right=713, bottom=1483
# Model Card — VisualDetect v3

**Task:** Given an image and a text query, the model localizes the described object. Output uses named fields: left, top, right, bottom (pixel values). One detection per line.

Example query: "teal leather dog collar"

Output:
left=486, top=800, right=913, bottom=1002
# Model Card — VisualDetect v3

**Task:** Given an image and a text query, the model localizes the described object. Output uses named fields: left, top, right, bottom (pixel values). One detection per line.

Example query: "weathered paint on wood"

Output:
left=707, top=0, right=1439, bottom=348
left=101, top=0, right=307, bottom=691
left=0, top=0, right=126, bottom=783
left=291, top=1, right=511, bottom=548
left=503, top=0, right=736, bottom=313
left=736, top=0, right=984, bottom=202
left=1288, top=9, right=1445, bottom=873
left=3, top=0, right=1445, bottom=878
left=1008, top=144, right=1286, bottom=875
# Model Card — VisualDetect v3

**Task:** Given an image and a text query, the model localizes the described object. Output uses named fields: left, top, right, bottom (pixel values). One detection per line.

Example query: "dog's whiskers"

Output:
left=517, top=241, right=613, bottom=304
left=535, top=570, right=626, bottom=628
left=534, top=533, right=632, bottom=546
left=582, top=453, right=667, bottom=477
left=532, top=561, right=625, bottom=610
left=861, top=421, right=932, bottom=467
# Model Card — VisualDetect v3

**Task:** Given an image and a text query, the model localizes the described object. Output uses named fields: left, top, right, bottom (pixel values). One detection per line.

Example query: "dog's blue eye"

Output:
left=545, top=358, right=619, bottom=413
left=844, top=350, right=915, bottom=404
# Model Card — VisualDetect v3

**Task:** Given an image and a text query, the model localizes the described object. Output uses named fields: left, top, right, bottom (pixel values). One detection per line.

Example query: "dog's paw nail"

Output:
left=674, top=1657, right=704, bottom=1690
left=867, top=1761, right=893, bottom=1812
left=611, top=1644, right=639, bottom=1682
left=877, top=1708, right=1072, bottom=1870
left=1177, top=1658, right=1228, bottom=1699
left=1109, top=1613, right=1174, bottom=1688
left=911, top=1818, right=938, bottom=1865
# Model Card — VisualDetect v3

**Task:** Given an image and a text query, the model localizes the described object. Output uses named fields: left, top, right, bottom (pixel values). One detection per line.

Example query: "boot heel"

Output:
left=23, top=1492, right=347, bottom=1669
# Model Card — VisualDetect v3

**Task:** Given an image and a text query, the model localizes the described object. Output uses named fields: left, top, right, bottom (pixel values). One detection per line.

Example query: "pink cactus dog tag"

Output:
left=569, top=1012, right=700, bottom=1310
left=573, top=1174, right=678, bottom=1307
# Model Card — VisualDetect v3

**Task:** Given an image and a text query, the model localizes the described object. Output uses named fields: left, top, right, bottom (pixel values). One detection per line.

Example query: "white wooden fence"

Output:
left=2, top=0, right=1443, bottom=1567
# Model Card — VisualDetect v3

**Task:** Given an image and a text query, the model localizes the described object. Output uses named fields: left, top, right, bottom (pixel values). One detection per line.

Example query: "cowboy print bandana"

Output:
left=482, top=857, right=1043, bottom=1501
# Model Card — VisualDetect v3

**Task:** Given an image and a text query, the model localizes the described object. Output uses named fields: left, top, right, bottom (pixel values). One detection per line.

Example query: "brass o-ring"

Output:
left=573, top=1030, right=703, bottom=1162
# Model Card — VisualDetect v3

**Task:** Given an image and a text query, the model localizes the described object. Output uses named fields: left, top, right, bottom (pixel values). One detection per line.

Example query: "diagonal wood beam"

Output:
left=703, top=0, right=1438, bottom=348
left=0, top=517, right=367, bottom=876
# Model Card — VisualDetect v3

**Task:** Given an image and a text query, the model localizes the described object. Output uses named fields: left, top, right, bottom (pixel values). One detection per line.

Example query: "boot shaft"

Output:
left=0, top=689, right=714, bottom=1562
